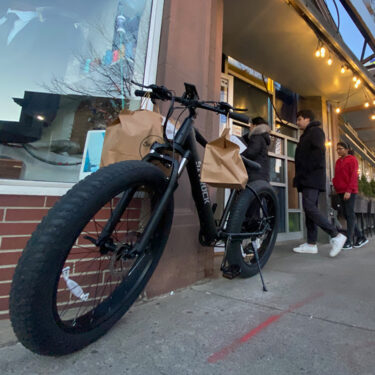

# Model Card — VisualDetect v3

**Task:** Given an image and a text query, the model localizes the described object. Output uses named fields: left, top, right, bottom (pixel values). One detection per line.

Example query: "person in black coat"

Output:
left=293, top=109, right=346, bottom=257
left=241, top=116, right=270, bottom=182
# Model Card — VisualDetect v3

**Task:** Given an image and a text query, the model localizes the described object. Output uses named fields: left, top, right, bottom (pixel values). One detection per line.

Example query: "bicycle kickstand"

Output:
left=252, top=239, right=268, bottom=292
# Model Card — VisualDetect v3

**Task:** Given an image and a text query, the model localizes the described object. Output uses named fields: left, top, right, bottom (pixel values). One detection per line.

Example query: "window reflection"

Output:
left=269, top=135, right=284, bottom=155
left=275, top=122, right=298, bottom=138
left=233, top=77, right=270, bottom=123
left=0, top=0, right=152, bottom=182
left=270, top=157, right=285, bottom=183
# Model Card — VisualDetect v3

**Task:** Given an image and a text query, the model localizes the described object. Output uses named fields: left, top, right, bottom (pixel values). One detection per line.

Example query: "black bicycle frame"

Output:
left=97, top=107, right=268, bottom=255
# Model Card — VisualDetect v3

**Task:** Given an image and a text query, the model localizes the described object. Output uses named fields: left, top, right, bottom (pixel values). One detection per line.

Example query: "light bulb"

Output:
left=335, top=107, right=341, bottom=113
left=353, top=76, right=358, bottom=82
left=373, top=100, right=375, bottom=105
left=341, top=66, right=346, bottom=74
left=371, top=115, right=375, bottom=120
left=320, top=47, right=326, bottom=57
left=365, top=102, right=370, bottom=108
left=315, top=49, right=320, bottom=57
left=325, top=141, right=332, bottom=147
left=327, top=58, right=333, bottom=65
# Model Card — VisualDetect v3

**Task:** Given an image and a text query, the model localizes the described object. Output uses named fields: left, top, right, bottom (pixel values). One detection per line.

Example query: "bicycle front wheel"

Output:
left=225, top=180, right=279, bottom=278
left=10, top=161, right=174, bottom=356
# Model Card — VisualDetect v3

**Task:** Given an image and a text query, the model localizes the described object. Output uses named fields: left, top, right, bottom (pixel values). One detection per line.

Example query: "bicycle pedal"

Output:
left=222, top=265, right=240, bottom=280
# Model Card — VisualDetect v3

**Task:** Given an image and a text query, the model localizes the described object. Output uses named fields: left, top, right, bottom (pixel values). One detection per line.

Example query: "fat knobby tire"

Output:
left=225, top=180, right=279, bottom=278
left=9, top=161, right=174, bottom=356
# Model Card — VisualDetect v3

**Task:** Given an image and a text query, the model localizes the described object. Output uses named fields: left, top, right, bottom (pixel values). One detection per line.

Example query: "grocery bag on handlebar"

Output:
left=201, top=127, right=248, bottom=189
left=100, top=109, right=163, bottom=167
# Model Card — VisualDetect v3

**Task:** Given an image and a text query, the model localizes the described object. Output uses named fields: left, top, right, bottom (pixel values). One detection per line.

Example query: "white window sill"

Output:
left=0, top=179, right=74, bottom=196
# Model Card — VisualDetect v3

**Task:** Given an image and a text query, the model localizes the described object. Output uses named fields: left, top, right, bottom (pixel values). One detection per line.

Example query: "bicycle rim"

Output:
left=54, top=185, right=160, bottom=332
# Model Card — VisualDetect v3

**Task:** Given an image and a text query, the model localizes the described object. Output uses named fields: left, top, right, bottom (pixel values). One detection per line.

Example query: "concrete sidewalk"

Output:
left=1, top=239, right=375, bottom=375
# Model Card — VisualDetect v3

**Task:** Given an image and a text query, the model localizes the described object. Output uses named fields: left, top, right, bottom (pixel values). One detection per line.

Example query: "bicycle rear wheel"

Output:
left=225, top=180, right=279, bottom=278
left=10, top=161, right=173, bottom=355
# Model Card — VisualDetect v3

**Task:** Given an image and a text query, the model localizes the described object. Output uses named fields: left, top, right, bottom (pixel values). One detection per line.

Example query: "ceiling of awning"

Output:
left=222, top=0, right=375, bottom=147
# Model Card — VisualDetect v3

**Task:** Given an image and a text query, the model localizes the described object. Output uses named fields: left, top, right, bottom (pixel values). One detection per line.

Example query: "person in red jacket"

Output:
left=332, top=142, right=368, bottom=249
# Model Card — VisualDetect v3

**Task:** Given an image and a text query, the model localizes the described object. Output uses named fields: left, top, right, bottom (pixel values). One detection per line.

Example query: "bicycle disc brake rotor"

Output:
left=109, top=231, right=141, bottom=278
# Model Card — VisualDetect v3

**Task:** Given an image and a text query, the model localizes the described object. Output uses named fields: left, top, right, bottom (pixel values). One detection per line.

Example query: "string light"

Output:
left=371, top=114, right=375, bottom=120
left=340, top=65, right=346, bottom=74
left=353, top=76, right=358, bottom=82
left=335, top=107, right=341, bottom=113
left=327, top=57, right=333, bottom=65
left=365, top=102, right=370, bottom=107
left=320, top=46, right=326, bottom=58
left=355, top=79, right=361, bottom=88
left=315, top=49, right=321, bottom=57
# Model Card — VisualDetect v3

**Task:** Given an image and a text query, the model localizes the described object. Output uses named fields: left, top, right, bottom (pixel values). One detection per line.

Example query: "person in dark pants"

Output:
left=333, top=142, right=368, bottom=249
left=240, top=117, right=271, bottom=246
left=293, top=109, right=346, bottom=257
left=241, top=116, right=270, bottom=182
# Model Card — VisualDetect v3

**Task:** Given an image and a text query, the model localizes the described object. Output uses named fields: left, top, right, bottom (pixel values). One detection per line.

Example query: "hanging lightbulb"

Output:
left=325, top=141, right=332, bottom=147
left=355, top=79, right=361, bottom=88
left=365, top=102, right=370, bottom=108
left=373, top=100, right=375, bottom=105
left=315, top=48, right=321, bottom=57
left=340, top=65, right=346, bottom=74
left=327, top=57, right=333, bottom=66
left=335, top=107, right=341, bottom=113
left=320, top=46, right=326, bottom=57
left=353, top=76, right=358, bottom=82
left=371, top=114, right=375, bottom=120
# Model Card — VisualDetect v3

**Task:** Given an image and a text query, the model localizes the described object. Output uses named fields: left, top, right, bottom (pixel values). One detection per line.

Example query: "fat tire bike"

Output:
left=9, top=82, right=279, bottom=356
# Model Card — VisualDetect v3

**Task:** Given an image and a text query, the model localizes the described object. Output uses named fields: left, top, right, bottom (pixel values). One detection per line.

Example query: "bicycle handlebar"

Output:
left=134, top=87, right=250, bottom=124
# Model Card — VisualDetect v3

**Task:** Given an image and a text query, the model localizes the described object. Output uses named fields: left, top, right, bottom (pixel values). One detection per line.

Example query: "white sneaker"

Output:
left=293, top=243, right=318, bottom=254
left=329, top=233, right=347, bottom=257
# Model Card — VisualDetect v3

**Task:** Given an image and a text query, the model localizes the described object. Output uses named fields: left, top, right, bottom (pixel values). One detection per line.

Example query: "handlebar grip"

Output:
left=229, top=112, right=249, bottom=124
left=134, top=90, right=149, bottom=97
left=242, top=156, right=261, bottom=171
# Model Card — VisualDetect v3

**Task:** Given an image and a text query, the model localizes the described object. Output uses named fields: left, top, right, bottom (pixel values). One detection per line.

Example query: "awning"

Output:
left=222, top=0, right=375, bottom=147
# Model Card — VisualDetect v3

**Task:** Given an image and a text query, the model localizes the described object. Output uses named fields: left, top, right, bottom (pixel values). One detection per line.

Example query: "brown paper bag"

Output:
left=201, top=127, right=248, bottom=189
left=100, top=109, right=164, bottom=167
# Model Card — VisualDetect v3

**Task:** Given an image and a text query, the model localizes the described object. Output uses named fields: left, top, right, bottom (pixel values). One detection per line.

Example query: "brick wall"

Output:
left=0, top=195, right=59, bottom=319
left=0, top=194, right=142, bottom=320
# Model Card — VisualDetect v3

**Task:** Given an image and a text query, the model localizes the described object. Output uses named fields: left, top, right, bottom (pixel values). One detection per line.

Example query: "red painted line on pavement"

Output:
left=207, top=292, right=324, bottom=363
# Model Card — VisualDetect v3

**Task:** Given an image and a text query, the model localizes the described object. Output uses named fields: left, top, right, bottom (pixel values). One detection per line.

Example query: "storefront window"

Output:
left=275, top=82, right=297, bottom=124
left=274, top=186, right=286, bottom=233
left=275, top=122, right=298, bottom=138
left=287, top=140, right=297, bottom=158
left=233, top=77, right=270, bottom=124
left=288, top=212, right=301, bottom=232
left=269, top=136, right=284, bottom=155
left=0, top=0, right=152, bottom=182
left=270, top=157, right=285, bottom=183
